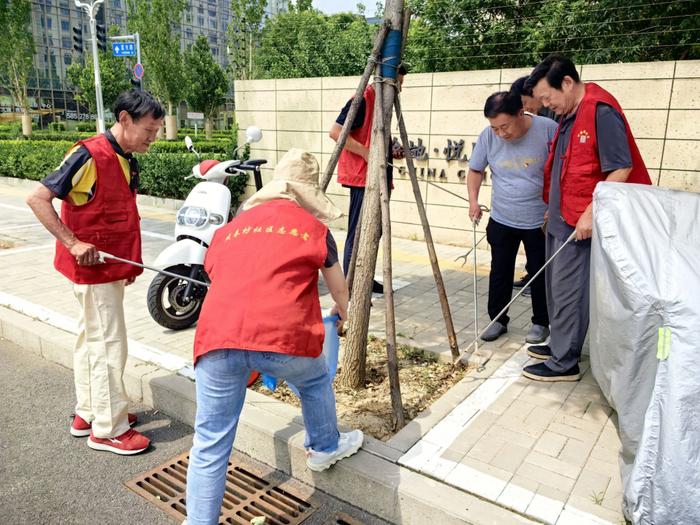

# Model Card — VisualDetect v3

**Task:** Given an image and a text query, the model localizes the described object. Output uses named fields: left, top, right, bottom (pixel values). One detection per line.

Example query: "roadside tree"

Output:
left=0, top=0, right=36, bottom=137
left=184, top=37, right=227, bottom=139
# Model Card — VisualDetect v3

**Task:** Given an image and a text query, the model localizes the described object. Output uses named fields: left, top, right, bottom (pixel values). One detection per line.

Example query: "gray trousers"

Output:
left=544, top=232, right=591, bottom=372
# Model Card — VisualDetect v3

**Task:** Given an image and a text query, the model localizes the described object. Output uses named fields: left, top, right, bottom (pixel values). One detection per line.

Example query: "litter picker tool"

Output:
left=469, top=206, right=491, bottom=372
left=98, top=251, right=210, bottom=288
left=455, top=231, right=576, bottom=365
left=455, top=233, right=487, bottom=266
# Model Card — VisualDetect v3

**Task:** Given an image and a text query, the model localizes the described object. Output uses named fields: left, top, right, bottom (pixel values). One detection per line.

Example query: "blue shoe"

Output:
left=522, top=362, right=580, bottom=382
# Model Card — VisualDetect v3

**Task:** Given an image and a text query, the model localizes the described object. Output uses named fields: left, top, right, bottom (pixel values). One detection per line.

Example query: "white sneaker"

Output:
left=306, top=430, right=364, bottom=472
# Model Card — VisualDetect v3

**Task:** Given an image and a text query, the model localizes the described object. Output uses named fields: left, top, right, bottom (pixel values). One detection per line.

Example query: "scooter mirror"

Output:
left=184, top=136, right=194, bottom=151
left=245, top=126, right=263, bottom=144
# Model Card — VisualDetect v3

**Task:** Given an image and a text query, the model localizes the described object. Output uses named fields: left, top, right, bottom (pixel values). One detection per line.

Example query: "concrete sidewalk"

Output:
left=0, top=177, right=625, bottom=524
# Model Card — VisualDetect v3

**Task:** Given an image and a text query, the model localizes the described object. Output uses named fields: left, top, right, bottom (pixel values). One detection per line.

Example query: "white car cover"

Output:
left=590, top=182, right=700, bottom=525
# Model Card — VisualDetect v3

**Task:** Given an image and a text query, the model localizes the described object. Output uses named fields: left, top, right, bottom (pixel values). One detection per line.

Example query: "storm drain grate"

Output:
left=125, top=451, right=318, bottom=525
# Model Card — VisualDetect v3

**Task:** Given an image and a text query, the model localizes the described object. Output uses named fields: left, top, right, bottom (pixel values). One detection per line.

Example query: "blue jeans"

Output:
left=185, top=349, right=339, bottom=525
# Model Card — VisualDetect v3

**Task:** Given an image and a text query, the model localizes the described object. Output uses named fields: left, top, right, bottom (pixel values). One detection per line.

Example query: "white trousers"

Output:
left=73, top=281, right=130, bottom=438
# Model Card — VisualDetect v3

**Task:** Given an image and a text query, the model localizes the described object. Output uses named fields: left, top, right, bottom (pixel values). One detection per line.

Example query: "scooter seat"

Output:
left=198, top=159, right=221, bottom=176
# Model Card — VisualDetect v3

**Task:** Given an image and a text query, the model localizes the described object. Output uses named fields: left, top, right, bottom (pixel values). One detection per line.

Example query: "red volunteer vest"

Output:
left=193, top=199, right=328, bottom=365
left=337, top=84, right=376, bottom=188
left=544, top=82, right=651, bottom=225
left=54, top=134, right=143, bottom=284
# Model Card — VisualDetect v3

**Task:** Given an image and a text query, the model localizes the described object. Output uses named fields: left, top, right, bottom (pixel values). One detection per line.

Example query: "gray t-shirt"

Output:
left=548, top=103, right=632, bottom=240
left=470, top=115, right=558, bottom=229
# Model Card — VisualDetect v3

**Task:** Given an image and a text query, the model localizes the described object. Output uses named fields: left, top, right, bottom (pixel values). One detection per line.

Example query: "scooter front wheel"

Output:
left=147, top=264, right=208, bottom=330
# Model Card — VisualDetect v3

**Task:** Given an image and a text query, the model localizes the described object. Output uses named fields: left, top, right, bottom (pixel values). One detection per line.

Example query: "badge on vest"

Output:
left=577, top=130, right=590, bottom=143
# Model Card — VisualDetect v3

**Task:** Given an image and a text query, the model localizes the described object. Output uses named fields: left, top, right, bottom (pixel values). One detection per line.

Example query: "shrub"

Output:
left=149, top=139, right=235, bottom=155
left=48, top=122, right=67, bottom=132
left=0, top=140, right=72, bottom=181
left=0, top=139, right=249, bottom=205
left=0, top=131, right=235, bottom=155
left=76, top=122, right=97, bottom=132
left=137, top=152, right=248, bottom=202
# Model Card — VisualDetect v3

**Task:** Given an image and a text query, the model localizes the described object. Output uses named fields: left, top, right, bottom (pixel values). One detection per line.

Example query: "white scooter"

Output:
left=146, top=126, right=266, bottom=330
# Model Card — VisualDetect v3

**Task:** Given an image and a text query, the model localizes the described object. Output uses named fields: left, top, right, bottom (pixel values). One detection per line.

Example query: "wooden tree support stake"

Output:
left=320, top=22, right=390, bottom=192
left=394, top=94, right=460, bottom=360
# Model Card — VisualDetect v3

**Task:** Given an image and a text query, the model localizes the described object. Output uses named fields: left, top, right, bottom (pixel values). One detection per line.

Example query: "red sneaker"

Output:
left=70, top=413, right=138, bottom=437
left=87, top=428, right=150, bottom=455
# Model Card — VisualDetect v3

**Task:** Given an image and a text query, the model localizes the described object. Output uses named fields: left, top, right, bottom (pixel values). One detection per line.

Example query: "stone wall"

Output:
left=235, top=60, right=700, bottom=247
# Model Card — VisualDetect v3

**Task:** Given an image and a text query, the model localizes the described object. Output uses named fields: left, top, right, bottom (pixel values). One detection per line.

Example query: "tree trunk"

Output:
left=165, top=101, right=178, bottom=140
left=340, top=0, right=404, bottom=390
left=21, top=111, right=32, bottom=138
left=165, top=115, right=177, bottom=140
left=205, top=117, right=213, bottom=139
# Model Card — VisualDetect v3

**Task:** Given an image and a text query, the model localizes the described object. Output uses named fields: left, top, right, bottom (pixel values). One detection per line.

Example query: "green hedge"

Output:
left=0, top=139, right=249, bottom=204
left=149, top=139, right=234, bottom=155
left=0, top=132, right=234, bottom=155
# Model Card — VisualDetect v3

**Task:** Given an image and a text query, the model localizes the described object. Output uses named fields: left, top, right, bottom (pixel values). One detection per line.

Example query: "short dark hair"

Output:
left=510, top=76, right=533, bottom=97
left=525, top=54, right=580, bottom=92
left=398, top=63, right=408, bottom=76
left=112, top=89, right=165, bottom=121
left=484, top=91, right=522, bottom=118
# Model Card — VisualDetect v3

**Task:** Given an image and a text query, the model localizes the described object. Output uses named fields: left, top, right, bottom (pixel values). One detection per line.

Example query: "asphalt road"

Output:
left=0, top=337, right=194, bottom=525
left=0, top=337, right=389, bottom=525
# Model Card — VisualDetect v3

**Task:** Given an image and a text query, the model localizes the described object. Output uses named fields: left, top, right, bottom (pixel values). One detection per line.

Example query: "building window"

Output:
left=47, top=17, right=53, bottom=29
left=61, top=19, right=69, bottom=31
left=198, top=15, right=204, bottom=25
left=64, top=54, right=71, bottom=66
left=62, top=37, right=71, bottom=48
left=209, top=18, right=216, bottom=29
left=208, top=8, right=215, bottom=17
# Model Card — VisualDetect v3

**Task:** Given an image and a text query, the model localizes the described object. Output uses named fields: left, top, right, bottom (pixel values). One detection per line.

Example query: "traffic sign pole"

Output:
left=74, top=0, right=106, bottom=133
left=111, top=32, right=143, bottom=89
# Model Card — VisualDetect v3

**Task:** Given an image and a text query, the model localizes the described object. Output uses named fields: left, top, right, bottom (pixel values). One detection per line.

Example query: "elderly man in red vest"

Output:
left=329, top=64, right=406, bottom=293
left=522, top=55, right=651, bottom=382
left=185, top=149, right=362, bottom=524
left=26, top=90, right=164, bottom=454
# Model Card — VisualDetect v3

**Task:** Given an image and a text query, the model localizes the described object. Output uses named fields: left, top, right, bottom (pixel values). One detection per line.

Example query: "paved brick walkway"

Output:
left=0, top=179, right=624, bottom=524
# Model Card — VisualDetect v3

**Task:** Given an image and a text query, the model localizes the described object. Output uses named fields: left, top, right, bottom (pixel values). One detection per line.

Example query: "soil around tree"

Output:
left=251, top=335, right=470, bottom=441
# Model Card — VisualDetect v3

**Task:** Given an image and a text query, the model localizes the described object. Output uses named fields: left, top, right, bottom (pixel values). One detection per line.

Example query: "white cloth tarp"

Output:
left=590, top=182, right=700, bottom=525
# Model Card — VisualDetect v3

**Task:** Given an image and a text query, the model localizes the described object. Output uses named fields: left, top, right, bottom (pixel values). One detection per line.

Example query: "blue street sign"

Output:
left=112, top=42, right=136, bottom=57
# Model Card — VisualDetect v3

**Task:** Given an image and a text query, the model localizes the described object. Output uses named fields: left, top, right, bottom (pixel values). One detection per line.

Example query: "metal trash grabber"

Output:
left=454, top=231, right=577, bottom=365
left=470, top=205, right=491, bottom=371
left=455, top=233, right=487, bottom=266
left=419, top=178, right=489, bottom=268
left=98, top=251, right=210, bottom=288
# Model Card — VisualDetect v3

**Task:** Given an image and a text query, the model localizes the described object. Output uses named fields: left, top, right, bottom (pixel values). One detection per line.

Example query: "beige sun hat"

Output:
left=240, top=148, right=343, bottom=224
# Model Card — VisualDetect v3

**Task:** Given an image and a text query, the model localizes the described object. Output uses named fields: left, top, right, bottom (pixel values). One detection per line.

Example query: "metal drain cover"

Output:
left=125, top=451, right=319, bottom=524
